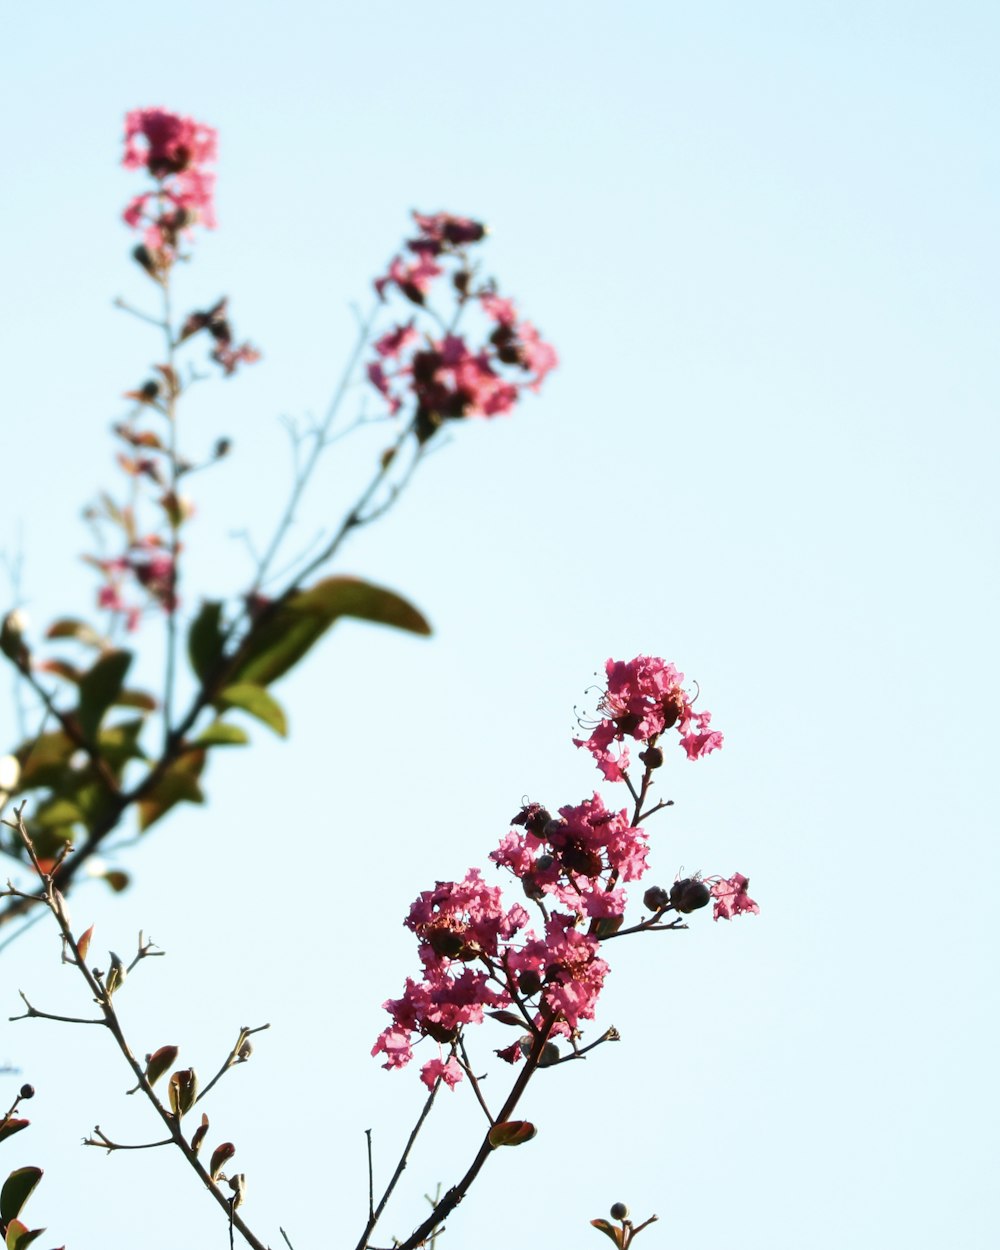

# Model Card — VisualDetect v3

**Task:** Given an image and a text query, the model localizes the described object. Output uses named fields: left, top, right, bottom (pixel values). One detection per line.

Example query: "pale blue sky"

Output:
left=1, top=3, right=997, bottom=1248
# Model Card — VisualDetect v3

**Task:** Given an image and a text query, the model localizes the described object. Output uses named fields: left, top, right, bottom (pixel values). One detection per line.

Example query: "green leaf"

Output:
left=32, top=799, right=84, bottom=830
left=77, top=651, right=133, bottom=741
left=1, top=1168, right=42, bottom=1226
left=487, top=1120, right=537, bottom=1148
left=95, top=718, right=148, bottom=769
left=196, top=721, right=250, bottom=748
left=590, top=1220, right=624, bottom=1247
left=136, top=752, right=206, bottom=832
left=15, top=732, right=75, bottom=791
left=6, top=1220, right=45, bottom=1250
left=232, top=576, right=430, bottom=688
left=0, top=1121, right=28, bottom=1146
left=217, top=684, right=287, bottom=737
left=188, top=601, right=226, bottom=683
left=114, top=688, right=157, bottom=712
left=45, top=617, right=104, bottom=647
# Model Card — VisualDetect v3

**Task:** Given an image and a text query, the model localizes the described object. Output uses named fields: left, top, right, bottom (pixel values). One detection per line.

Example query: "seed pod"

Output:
left=669, top=878, right=711, bottom=913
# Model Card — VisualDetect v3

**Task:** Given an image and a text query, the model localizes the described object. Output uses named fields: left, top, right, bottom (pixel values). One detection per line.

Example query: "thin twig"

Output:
left=6, top=805, right=270, bottom=1250
left=353, top=1071, right=445, bottom=1250
left=456, top=1037, right=494, bottom=1126
left=196, top=1023, right=270, bottom=1104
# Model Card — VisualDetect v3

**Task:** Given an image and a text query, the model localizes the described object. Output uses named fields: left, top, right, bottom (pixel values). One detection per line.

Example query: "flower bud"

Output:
left=669, top=877, right=711, bottom=913
left=610, top=1202, right=629, bottom=1221
left=18, top=1084, right=34, bottom=1100
left=643, top=885, right=669, bottom=912
left=132, top=243, right=158, bottom=277
left=562, top=843, right=603, bottom=877
left=517, top=969, right=542, bottom=997
left=537, top=1042, right=561, bottom=1067
left=542, top=818, right=568, bottom=844
left=638, top=745, right=663, bottom=769
left=523, top=806, right=551, bottom=836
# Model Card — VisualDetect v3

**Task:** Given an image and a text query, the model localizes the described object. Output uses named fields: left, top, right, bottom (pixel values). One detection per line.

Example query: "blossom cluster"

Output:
left=122, top=107, right=217, bottom=264
left=367, top=212, right=557, bottom=434
left=94, top=540, right=177, bottom=630
left=575, top=655, right=724, bottom=782
left=373, top=656, right=755, bottom=1092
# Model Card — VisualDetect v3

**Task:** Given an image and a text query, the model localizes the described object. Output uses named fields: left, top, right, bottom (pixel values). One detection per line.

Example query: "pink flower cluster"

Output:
left=122, top=108, right=217, bottom=261
left=367, top=212, right=557, bottom=431
left=373, top=662, right=754, bottom=1090
left=575, top=655, right=724, bottom=782
left=96, top=539, right=177, bottom=631
left=179, top=298, right=260, bottom=377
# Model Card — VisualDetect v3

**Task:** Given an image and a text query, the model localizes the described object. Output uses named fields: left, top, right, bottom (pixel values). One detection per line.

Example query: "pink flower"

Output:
left=121, top=108, right=218, bottom=259
left=410, top=211, right=486, bottom=254
left=420, top=1056, right=463, bottom=1091
left=480, top=292, right=518, bottom=325
left=575, top=656, right=723, bottom=779
left=710, top=873, right=759, bottom=921
left=123, top=108, right=217, bottom=177
left=374, top=254, right=443, bottom=303
left=374, top=322, right=419, bottom=359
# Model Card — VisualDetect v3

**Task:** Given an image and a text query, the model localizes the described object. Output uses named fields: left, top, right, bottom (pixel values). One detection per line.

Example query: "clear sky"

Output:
left=1, top=3, right=997, bottom=1248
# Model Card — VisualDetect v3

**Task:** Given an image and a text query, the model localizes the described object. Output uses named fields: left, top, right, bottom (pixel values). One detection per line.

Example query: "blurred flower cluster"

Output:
left=368, top=211, right=558, bottom=439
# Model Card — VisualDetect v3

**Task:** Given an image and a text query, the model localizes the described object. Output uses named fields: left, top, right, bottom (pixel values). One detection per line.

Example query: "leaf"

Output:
left=6, top=1221, right=45, bottom=1250
left=0, top=1122, right=28, bottom=1146
left=95, top=719, right=148, bottom=769
left=15, top=733, right=75, bottom=791
left=102, top=870, right=130, bottom=894
left=591, top=1220, right=624, bottom=1247
left=1, top=1168, right=42, bottom=1226
left=114, top=688, right=157, bottom=711
left=76, top=925, right=94, bottom=962
left=34, top=660, right=82, bottom=685
left=145, top=1045, right=179, bottom=1088
left=216, top=684, right=287, bottom=737
left=487, top=1120, right=537, bottom=1149
left=188, top=601, right=226, bottom=683
left=190, top=1114, right=209, bottom=1155
left=195, top=721, right=250, bottom=748
left=136, top=751, right=205, bottom=832
left=77, top=651, right=133, bottom=741
left=209, top=1142, right=235, bottom=1180
left=45, top=618, right=104, bottom=648
left=231, top=576, right=430, bottom=688
left=486, top=1010, right=526, bottom=1028
left=168, top=1069, right=198, bottom=1118
left=32, top=799, right=84, bottom=830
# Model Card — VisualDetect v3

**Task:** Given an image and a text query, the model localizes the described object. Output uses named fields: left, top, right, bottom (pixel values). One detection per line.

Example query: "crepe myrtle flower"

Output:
left=122, top=107, right=218, bottom=262
left=710, top=873, right=759, bottom=921
left=575, top=655, right=723, bottom=782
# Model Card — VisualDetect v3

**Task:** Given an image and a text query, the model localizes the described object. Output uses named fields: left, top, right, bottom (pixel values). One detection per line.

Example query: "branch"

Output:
left=5, top=805, right=271, bottom=1250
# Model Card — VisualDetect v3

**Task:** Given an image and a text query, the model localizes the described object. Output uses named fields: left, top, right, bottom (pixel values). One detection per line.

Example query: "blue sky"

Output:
left=1, top=3, right=998, bottom=1248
